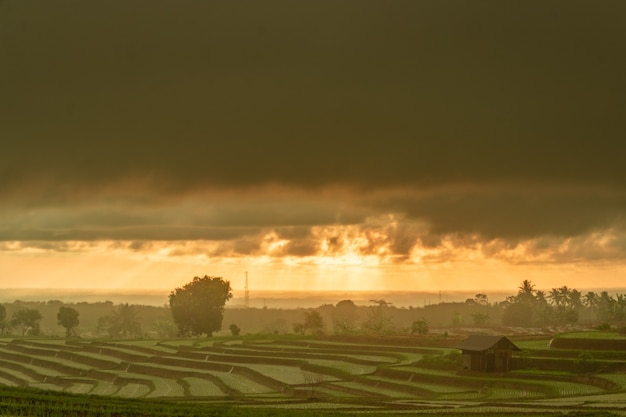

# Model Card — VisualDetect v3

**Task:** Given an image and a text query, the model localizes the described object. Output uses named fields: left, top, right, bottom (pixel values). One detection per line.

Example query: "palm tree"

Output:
left=598, top=291, right=616, bottom=322
left=535, top=290, right=548, bottom=306
left=583, top=291, right=599, bottom=322
left=517, top=280, right=536, bottom=304
left=534, top=290, right=553, bottom=326
left=109, top=304, right=142, bottom=338
left=615, top=294, right=626, bottom=322
left=568, top=289, right=583, bottom=310
left=583, top=292, right=598, bottom=310
left=559, top=286, right=572, bottom=307
left=549, top=288, right=563, bottom=307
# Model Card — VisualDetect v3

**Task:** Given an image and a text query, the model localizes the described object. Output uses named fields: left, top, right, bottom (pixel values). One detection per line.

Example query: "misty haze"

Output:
left=1, top=0, right=625, bottom=415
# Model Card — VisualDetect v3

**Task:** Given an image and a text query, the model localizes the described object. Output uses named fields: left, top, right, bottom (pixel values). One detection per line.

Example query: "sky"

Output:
left=1, top=0, right=626, bottom=295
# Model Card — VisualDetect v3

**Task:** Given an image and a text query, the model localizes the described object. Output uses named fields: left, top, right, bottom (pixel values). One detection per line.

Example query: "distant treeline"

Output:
left=1, top=281, right=625, bottom=338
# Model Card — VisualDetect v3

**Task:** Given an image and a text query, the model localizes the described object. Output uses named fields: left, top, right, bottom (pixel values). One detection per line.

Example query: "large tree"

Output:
left=169, top=275, right=232, bottom=337
left=11, top=309, right=43, bottom=336
left=57, top=306, right=79, bottom=337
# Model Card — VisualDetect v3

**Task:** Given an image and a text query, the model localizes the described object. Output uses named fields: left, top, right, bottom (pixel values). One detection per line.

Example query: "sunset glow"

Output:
left=1, top=1, right=625, bottom=298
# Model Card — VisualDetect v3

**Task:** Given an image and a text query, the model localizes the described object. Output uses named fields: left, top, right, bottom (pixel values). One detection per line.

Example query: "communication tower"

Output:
left=244, top=271, right=250, bottom=308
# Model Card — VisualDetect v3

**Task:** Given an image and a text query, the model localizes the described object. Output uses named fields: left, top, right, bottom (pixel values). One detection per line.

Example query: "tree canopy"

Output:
left=109, top=303, right=142, bottom=338
left=57, top=306, right=80, bottom=337
left=11, top=309, right=42, bottom=336
left=169, top=275, right=232, bottom=337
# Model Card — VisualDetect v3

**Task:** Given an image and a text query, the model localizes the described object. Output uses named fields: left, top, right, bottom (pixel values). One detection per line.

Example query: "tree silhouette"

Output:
left=303, top=310, right=325, bottom=335
left=583, top=291, right=598, bottom=310
left=153, top=319, right=178, bottom=339
left=474, top=293, right=488, bottom=306
left=169, top=275, right=232, bottom=337
left=598, top=291, right=615, bottom=322
left=11, top=309, right=42, bottom=336
left=333, top=299, right=359, bottom=335
left=549, top=287, right=564, bottom=307
left=57, top=306, right=79, bottom=337
left=229, top=323, right=241, bottom=336
left=0, top=304, right=7, bottom=335
left=411, top=319, right=429, bottom=335
left=363, top=300, right=393, bottom=335
left=517, top=280, right=536, bottom=304
left=109, top=303, right=142, bottom=338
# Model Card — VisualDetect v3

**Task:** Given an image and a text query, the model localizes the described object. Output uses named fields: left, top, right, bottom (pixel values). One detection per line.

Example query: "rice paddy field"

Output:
left=1, top=334, right=626, bottom=416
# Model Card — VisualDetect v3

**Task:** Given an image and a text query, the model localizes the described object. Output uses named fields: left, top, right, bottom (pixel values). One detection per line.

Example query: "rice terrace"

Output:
left=2, top=331, right=626, bottom=416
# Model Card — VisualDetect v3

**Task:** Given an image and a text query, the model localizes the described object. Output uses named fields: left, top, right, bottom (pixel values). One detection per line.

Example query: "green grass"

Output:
left=597, top=373, right=626, bottom=388
left=536, top=380, right=604, bottom=396
left=556, top=331, right=626, bottom=339
left=513, top=339, right=552, bottom=350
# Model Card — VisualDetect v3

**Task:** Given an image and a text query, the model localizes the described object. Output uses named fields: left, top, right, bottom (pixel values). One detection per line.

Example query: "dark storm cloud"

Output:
left=0, top=198, right=364, bottom=240
left=1, top=0, right=626, bottom=247
left=0, top=225, right=259, bottom=241
left=375, top=185, right=626, bottom=240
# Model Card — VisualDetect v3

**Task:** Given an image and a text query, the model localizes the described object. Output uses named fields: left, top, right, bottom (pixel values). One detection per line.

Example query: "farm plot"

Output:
left=182, top=377, right=227, bottom=396
left=64, top=380, right=96, bottom=394
left=534, top=380, right=605, bottom=397
left=217, top=372, right=277, bottom=394
left=0, top=334, right=623, bottom=415
left=89, top=380, right=120, bottom=396
left=484, top=386, right=545, bottom=400
left=0, top=364, right=45, bottom=385
left=328, top=381, right=415, bottom=398
left=28, top=382, right=64, bottom=392
left=599, top=373, right=626, bottom=389
left=116, top=383, right=151, bottom=398
left=69, top=351, right=124, bottom=366
left=116, top=341, right=177, bottom=354
left=240, top=341, right=403, bottom=364
left=0, top=376, right=17, bottom=387
left=242, top=363, right=330, bottom=385
left=0, top=351, right=92, bottom=373
left=125, top=362, right=279, bottom=395
left=306, top=359, right=376, bottom=375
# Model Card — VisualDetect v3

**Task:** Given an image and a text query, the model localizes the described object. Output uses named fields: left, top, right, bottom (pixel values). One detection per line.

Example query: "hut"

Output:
left=455, top=335, right=520, bottom=372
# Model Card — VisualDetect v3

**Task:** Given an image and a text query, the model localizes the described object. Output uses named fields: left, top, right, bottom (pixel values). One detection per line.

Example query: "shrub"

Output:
left=575, top=352, right=597, bottom=374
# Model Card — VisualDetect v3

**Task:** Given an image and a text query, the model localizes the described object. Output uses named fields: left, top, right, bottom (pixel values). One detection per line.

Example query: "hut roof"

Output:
left=455, top=335, right=520, bottom=352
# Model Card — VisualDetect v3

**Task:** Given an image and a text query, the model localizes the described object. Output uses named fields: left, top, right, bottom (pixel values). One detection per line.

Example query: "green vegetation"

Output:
left=11, top=308, right=43, bottom=336
left=0, top=334, right=624, bottom=415
left=169, top=275, right=233, bottom=337
left=57, top=306, right=79, bottom=338
left=557, top=332, right=626, bottom=340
